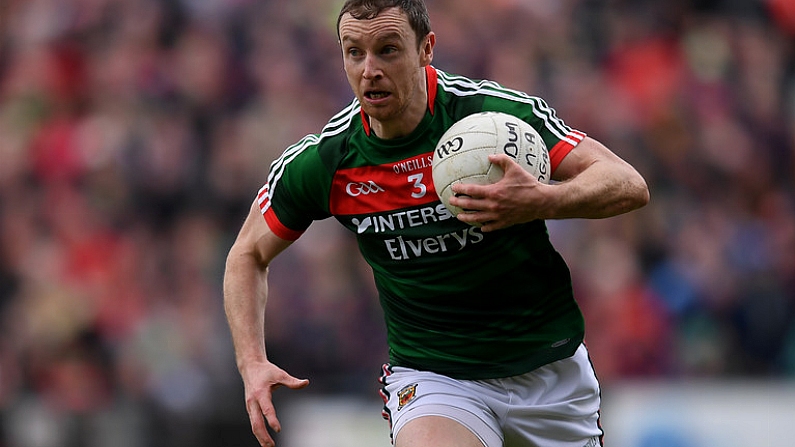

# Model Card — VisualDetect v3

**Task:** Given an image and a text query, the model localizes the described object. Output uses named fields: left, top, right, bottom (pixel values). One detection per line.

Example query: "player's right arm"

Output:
left=223, top=199, right=309, bottom=447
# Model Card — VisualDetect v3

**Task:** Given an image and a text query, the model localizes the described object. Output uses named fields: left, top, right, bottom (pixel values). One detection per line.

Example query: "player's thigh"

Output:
left=502, top=344, right=603, bottom=447
left=380, top=365, right=503, bottom=446
left=396, top=415, right=486, bottom=447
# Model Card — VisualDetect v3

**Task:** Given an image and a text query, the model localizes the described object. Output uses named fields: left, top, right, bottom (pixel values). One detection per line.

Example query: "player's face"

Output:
left=339, top=8, right=434, bottom=138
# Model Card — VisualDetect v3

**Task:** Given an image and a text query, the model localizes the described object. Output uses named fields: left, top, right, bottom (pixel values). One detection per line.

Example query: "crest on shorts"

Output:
left=397, top=383, right=418, bottom=411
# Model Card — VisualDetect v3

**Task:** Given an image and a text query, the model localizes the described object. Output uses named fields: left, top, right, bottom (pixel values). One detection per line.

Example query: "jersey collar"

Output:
left=360, top=65, right=438, bottom=137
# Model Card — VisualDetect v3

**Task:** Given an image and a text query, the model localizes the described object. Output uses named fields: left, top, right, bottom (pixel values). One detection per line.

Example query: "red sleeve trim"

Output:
left=262, top=208, right=304, bottom=241
left=549, top=130, right=586, bottom=174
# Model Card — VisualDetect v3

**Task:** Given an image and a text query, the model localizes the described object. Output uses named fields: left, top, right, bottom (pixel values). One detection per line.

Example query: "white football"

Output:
left=432, top=111, right=551, bottom=218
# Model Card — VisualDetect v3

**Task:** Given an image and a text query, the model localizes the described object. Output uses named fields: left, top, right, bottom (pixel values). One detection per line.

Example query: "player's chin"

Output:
left=361, top=105, right=395, bottom=122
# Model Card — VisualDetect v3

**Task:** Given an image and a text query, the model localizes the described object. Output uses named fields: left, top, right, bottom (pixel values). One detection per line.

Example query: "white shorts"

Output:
left=379, top=344, right=603, bottom=447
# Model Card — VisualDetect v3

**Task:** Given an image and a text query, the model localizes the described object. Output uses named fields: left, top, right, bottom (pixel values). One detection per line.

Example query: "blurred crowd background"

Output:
left=0, top=0, right=794, bottom=446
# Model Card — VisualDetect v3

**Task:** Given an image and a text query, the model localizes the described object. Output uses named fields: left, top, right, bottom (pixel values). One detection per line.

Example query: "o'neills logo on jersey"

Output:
left=345, top=180, right=385, bottom=197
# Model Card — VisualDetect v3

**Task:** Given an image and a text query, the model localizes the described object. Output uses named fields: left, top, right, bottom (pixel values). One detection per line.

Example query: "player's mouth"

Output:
left=365, top=90, right=391, bottom=101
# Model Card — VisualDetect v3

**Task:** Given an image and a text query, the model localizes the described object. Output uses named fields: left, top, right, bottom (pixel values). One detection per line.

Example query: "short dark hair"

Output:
left=336, top=0, right=432, bottom=48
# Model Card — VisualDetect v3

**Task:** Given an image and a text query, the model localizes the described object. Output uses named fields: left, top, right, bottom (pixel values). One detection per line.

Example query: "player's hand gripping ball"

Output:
left=432, top=111, right=551, bottom=218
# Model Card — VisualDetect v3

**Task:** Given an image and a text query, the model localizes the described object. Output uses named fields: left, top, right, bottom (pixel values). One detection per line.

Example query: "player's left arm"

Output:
left=450, top=136, right=649, bottom=230
left=544, top=136, right=650, bottom=218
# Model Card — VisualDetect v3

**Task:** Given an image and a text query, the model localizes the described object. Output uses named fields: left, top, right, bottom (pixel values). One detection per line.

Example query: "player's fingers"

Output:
left=260, top=401, right=282, bottom=434
left=449, top=192, right=483, bottom=211
left=454, top=213, right=480, bottom=226
left=454, top=207, right=490, bottom=224
left=489, top=153, right=541, bottom=186
left=450, top=181, right=486, bottom=199
left=487, top=153, right=515, bottom=171
left=247, top=400, right=276, bottom=447
left=281, top=376, right=310, bottom=390
left=477, top=219, right=504, bottom=232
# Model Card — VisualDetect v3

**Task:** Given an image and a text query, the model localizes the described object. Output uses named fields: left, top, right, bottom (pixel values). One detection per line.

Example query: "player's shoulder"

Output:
left=314, top=98, right=364, bottom=167
left=434, top=68, right=545, bottom=119
left=435, top=68, right=529, bottom=101
left=433, top=67, right=572, bottom=137
left=319, top=98, right=364, bottom=141
left=273, top=99, right=362, bottom=171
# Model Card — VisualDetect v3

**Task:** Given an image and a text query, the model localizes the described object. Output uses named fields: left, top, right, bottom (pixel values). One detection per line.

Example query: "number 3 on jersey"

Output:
left=408, top=173, right=427, bottom=199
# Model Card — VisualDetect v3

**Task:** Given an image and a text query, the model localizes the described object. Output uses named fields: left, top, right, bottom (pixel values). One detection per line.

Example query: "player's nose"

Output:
left=362, top=55, right=382, bottom=80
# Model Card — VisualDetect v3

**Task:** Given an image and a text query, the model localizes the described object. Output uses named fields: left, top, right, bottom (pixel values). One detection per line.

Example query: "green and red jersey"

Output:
left=257, top=67, right=587, bottom=379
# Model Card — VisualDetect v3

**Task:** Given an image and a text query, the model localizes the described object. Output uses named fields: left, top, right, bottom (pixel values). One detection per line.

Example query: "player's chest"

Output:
left=329, top=152, right=438, bottom=216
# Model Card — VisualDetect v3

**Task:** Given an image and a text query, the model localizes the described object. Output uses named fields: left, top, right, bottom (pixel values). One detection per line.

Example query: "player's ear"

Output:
left=420, top=32, right=435, bottom=65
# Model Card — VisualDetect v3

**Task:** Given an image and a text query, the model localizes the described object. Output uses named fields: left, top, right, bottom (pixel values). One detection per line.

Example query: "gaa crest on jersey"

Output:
left=397, top=383, right=418, bottom=410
